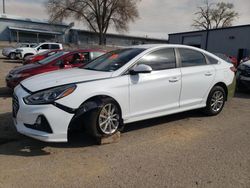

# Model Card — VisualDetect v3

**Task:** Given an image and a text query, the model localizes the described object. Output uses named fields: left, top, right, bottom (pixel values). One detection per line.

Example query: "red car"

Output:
left=23, top=49, right=62, bottom=65
left=228, top=56, right=239, bottom=67
left=6, top=49, right=106, bottom=89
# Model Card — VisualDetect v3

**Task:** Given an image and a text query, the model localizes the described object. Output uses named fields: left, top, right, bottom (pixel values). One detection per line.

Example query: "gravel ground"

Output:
left=0, top=56, right=250, bottom=188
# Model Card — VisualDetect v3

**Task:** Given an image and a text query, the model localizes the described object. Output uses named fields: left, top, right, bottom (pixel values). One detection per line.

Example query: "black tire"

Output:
left=9, top=53, right=16, bottom=60
left=203, top=86, right=226, bottom=116
left=84, top=99, right=123, bottom=138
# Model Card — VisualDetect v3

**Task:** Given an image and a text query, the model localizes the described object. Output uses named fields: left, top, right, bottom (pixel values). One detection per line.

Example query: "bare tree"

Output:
left=192, top=0, right=213, bottom=30
left=192, top=0, right=238, bottom=30
left=47, top=0, right=140, bottom=45
left=211, top=2, right=239, bottom=28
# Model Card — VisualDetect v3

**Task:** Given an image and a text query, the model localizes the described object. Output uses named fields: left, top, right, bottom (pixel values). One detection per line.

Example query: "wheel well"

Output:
left=24, top=53, right=34, bottom=58
left=67, top=95, right=122, bottom=134
left=214, top=82, right=228, bottom=100
left=8, top=52, right=16, bottom=58
left=84, top=95, right=122, bottom=111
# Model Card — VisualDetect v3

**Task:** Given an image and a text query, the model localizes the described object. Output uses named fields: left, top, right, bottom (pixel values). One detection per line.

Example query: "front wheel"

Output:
left=204, top=86, right=226, bottom=116
left=9, top=53, right=16, bottom=60
left=84, top=99, right=122, bottom=138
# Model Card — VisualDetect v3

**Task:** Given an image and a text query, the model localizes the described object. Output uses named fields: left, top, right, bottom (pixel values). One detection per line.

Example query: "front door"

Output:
left=129, top=48, right=181, bottom=120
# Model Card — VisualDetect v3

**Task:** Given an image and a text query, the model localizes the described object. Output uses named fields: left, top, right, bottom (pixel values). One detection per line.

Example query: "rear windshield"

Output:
left=83, top=48, right=145, bottom=72
left=37, top=51, right=68, bottom=65
left=214, top=53, right=232, bottom=64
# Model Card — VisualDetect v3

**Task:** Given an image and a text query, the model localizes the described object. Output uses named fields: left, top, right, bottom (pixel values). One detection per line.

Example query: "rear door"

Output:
left=177, top=48, right=216, bottom=107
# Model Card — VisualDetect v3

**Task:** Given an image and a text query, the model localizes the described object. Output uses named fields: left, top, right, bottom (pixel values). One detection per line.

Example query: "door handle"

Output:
left=205, top=72, right=213, bottom=76
left=169, top=77, right=179, bottom=83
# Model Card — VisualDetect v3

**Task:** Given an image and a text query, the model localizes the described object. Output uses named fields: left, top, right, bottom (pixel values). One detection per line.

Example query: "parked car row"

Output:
left=6, top=49, right=106, bottom=89
left=10, top=44, right=237, bottom=143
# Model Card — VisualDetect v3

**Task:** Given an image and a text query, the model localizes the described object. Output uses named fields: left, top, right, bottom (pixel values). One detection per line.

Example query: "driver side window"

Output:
left=137, top=48, right=176, bottom=71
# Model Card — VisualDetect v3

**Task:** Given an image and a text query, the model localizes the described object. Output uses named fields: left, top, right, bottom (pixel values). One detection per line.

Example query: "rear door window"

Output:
left=50, top=44, right=60, bottom=49
left=179, top=48, right=207, bottom=67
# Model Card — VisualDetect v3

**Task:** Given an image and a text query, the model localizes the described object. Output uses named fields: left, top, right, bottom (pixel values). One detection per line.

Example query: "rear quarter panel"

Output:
left=212, top=61, right=235, bottom=98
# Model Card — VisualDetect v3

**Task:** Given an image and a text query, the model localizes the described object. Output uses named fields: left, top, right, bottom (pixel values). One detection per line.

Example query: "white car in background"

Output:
left=13, top=44, right=236, bottom=142
left=2, top=43, right=37, bottom=60
left=15, top=42, right=63, bottom=60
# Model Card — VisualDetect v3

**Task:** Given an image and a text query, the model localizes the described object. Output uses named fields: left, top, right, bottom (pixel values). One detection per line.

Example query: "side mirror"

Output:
left=129, top=64, right=152, bottom=75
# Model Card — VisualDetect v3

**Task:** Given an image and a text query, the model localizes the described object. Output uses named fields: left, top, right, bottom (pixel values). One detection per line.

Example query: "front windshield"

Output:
left=83, top=48, right=145, bottom=72
left=33, top=43, right=41, bottom=49
left=16, top=43, right=28, bottom=48
left=38, top=51, right=68, bottom=65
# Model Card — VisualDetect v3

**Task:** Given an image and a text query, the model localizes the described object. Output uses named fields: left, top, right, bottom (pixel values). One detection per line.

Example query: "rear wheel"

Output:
left=84, top=99, right=122, bottom=138
left=9, top=53, right=16, bottom=60
left=204, top=86, right=226, bottom=116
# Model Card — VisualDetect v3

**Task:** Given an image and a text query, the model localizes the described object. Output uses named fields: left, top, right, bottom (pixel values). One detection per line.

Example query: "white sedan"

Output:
left=13, top=44, right=236, bottom=142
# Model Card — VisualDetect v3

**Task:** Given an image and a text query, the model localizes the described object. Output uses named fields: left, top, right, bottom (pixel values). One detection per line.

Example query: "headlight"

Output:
left=23, top=84, right=77, bottom=105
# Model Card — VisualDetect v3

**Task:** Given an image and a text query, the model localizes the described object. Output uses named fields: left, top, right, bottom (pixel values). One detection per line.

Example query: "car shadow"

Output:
left=0, top=112, right=99, bottom=157
left=124, top=109, right=205, bottom=133
left=0, top=57, right=22, bottom=64
left=0, top=87, right=12, bottom=98
left=0, top=109, right=206, bottom=157
left=234, top=91, right=250, bottom=99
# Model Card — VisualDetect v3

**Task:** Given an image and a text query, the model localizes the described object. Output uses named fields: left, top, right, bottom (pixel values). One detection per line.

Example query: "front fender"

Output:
left=67, top=97, right=109, bottom=131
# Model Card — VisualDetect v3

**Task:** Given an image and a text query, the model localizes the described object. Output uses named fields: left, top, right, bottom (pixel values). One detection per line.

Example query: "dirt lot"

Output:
left=0, top=55, right=250, bottom=188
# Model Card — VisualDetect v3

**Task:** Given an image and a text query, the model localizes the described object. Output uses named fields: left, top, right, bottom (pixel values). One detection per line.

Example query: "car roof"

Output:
left=39, top=42, right=62, bottom=45
left=127, top=44, right=204, bottom=50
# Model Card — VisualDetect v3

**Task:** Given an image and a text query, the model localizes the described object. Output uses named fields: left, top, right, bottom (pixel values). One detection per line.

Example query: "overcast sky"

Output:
left=2, top=0, right=250, bottom=39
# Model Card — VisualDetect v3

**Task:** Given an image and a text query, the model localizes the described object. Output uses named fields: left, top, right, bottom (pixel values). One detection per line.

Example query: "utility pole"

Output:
left=3, top=0, right=6, bottom=14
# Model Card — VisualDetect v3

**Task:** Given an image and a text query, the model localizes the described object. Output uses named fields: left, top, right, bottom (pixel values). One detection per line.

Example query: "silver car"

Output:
left=2, top=43, right=37, bottom=60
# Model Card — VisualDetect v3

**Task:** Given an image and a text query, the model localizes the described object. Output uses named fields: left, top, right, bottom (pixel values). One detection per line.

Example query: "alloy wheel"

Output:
left=10, top=53, right=16, bottom=60
left=210, top=91, right=224, bottom=112
left=98, top=103, right=120, bottom=135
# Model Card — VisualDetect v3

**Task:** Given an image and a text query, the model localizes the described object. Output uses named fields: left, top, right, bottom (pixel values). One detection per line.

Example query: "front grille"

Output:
left=12, top=94, right=19, bottom=118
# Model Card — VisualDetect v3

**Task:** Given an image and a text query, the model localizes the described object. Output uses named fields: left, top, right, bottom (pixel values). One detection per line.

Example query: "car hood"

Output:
left=9, top=63, right=41, bottom=74
left=21, top=68, right=113, bottom=92
left=3, top=47, right=15, bottom=51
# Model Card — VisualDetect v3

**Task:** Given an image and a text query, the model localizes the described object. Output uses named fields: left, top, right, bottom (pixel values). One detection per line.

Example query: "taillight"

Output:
left=230, top=66, right=237, bottom=73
